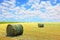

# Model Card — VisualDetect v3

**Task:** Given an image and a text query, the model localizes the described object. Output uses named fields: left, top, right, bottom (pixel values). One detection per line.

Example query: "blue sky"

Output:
left=0, top=0, right=60, bottom=22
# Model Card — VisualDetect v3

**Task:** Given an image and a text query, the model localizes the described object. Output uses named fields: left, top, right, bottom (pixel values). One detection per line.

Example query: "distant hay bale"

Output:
left=38, top=23, right=44, bottom=28
left=6, top=24, right=23, bottom=36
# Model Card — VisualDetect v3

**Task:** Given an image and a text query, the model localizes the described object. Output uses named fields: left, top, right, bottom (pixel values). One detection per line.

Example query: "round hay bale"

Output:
left=38, top=23, right=44, bottom=28
left=6, top=24, right=23, bottom=36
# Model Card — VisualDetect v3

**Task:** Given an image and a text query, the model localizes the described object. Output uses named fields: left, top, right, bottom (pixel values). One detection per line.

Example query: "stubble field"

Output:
left=0, top=22, right=60, bottom=40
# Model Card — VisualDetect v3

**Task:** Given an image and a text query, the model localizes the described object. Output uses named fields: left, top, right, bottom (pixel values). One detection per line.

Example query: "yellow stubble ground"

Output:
left=0, top=22, right=60, bottom=40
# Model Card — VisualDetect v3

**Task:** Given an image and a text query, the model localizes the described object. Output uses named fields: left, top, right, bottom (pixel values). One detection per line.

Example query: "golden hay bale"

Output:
left=6, top=24, right=23, bottom=36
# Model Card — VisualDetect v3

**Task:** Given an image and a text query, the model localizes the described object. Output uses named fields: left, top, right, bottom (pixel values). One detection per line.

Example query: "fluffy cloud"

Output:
left=0, top=0, right=60, bottom=22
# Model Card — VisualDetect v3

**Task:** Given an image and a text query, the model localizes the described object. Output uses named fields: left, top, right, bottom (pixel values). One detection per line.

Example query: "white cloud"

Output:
left=0, top=0, right=60, bottom=22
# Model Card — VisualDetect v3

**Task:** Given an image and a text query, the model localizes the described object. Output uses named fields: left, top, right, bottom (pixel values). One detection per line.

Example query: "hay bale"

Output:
left=6, top=24, right=23, bottom=36
left=38, top=23, right=44, bottom=28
